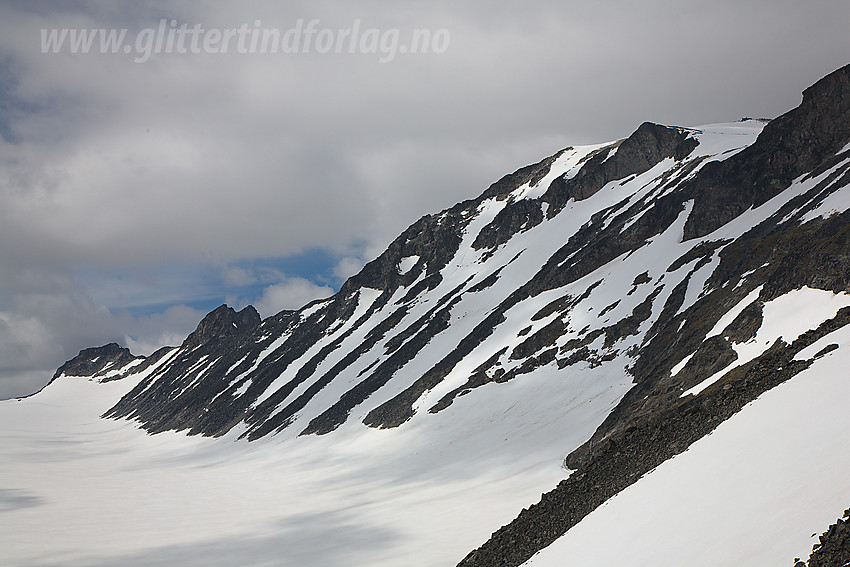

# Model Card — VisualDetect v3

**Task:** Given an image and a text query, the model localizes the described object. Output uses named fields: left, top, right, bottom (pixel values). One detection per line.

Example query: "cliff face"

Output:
left=683, top=64, right=850, bottom=241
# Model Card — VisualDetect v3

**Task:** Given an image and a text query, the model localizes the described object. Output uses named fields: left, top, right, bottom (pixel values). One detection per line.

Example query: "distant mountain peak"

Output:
left=51, top=342, right=140, bottom=383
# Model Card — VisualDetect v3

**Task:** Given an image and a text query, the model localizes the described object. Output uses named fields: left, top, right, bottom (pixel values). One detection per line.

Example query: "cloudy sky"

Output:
left=0, top=0, right=848, bottom=399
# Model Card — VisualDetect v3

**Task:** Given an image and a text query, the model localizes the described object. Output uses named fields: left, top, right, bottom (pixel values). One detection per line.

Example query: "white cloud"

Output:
left=119, top=304, right=208, bottom=355
left=254, top=278, right=334, bottom=318
left=334, top=256, right=366, bottom=281
left=123, top=332, right=185, bottom=357
left=220, top=266, right=258, bottom=287
left=0, top=290, right=206, bottom=399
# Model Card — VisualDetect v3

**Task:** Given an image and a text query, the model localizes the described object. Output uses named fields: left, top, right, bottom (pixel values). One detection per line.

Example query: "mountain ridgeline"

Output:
left=54, top=64, right=850, bottom=566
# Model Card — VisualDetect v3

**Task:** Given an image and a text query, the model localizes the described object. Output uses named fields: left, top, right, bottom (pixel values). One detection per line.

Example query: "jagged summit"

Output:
left=181, top=304, right=261, bottom=350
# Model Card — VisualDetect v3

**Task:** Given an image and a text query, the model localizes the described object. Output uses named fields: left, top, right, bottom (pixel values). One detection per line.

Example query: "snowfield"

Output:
left=0, top=359, right=629, bottom=566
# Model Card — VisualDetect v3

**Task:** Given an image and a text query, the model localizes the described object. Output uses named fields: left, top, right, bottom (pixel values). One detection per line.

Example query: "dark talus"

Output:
left=457, top=306, right=850, bottom=567
left=802, top=508, right=850, bottom=567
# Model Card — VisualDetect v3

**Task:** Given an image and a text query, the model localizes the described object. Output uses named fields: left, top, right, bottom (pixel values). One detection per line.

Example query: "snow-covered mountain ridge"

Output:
left=4, top=64, right=850, bottom=566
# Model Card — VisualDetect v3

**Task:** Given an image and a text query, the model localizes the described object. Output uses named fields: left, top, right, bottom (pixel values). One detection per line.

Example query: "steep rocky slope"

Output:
left=459, top=62, right=850, bottom=567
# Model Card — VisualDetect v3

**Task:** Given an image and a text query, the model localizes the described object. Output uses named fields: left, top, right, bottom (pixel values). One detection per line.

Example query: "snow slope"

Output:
left=523, top=333, right=850, bottom=567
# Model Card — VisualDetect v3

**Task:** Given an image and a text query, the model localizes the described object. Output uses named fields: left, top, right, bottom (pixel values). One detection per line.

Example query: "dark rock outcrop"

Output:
left=804, top=508, right=850, bottom=567
left=473, top=122, right=698, bottom=252
left=182, top=305, right=261, bottom=350
left=52, top=343, right=139, bottom=380
left=683, top=64, right=850, bottom=240
left=543, top=121, right=698, bottom=213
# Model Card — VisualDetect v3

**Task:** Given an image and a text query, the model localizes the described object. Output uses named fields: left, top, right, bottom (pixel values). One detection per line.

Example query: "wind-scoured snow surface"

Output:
left=2, top=118, right=850, bottom=566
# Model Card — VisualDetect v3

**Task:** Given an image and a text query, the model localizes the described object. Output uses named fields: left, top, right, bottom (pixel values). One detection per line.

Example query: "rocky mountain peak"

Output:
left=181, top=304, right=261, bottom=350
left=542, top=121, right=697, bottom=213
left=52, top=342, right=138, bottom=380
left=683, top=63, right=850, bottom=240
left=750, top=62, right=850, bottom=176
left=615, top=121, right=699, bottom=170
